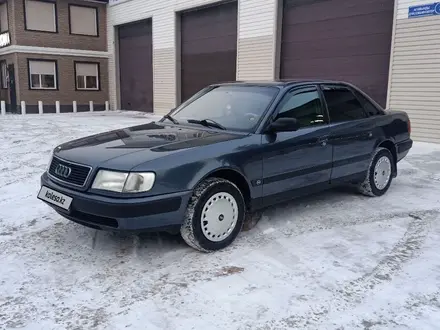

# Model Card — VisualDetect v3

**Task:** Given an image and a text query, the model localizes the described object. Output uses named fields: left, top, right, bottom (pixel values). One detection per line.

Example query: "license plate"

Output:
left=38, top=186, right=73, bottom=211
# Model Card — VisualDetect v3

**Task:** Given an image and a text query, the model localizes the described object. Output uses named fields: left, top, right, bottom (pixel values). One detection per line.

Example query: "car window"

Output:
left=171, top=85, right=279, bottom=132
left=321, top=85, right=367, bottom=122
left=276, top=87, right=326, bottom=128
left=353, top=89, right=384, bottom=116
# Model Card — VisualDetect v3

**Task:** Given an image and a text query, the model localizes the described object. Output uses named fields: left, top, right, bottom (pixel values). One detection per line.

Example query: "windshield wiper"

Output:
left=163, top=114, right=179, bottom=124
left=187, top=119, right=226, bottom=130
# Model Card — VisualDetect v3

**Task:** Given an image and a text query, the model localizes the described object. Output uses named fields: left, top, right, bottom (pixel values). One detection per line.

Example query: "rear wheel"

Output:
left=180, top=177, right=245, bottom=252
left=358, top=147, right=394, bottom=197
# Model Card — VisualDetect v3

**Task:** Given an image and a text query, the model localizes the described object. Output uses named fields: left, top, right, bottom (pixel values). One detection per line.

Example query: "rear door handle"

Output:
left=365, top=131, right=373, bottom=138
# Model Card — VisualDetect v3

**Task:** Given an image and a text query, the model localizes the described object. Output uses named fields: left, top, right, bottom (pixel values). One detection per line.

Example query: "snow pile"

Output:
left=1, top=112, right=440, bottom=330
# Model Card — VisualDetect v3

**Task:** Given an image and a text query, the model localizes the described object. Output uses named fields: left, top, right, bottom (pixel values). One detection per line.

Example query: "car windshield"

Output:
left=170, top=85, right=279, bottom=132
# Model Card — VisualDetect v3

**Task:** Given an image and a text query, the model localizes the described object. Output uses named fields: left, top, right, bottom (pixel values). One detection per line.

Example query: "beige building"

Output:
left=108, top=0, right=440, bottom=144
left=0, top=0, right=109, bottom=113
left=387, top=1, right=440, bottom=144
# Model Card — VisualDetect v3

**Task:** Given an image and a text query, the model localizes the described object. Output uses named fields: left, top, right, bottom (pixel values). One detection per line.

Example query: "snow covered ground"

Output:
left=1, top=112, right=440, bottom=330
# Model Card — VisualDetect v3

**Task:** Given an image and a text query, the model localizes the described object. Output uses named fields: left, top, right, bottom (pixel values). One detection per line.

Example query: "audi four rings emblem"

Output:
left=55, top=164, right=72, bottom=178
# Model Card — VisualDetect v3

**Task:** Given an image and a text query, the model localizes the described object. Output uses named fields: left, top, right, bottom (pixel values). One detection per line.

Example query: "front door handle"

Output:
left=317, top=136, right=329, bottom=146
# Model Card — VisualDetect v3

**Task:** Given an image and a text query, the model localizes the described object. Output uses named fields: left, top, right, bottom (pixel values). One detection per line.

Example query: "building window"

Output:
left=0, top=60, right=7, bottom=89
left=25, top=0, right=57, bottom=33
left=69, top=5, right=98, bottom=36
left=0, top=2, right=8, bottom=33
left=75, top=62, right=99, bottom=90
left=29, top=60, right=57, bottom=90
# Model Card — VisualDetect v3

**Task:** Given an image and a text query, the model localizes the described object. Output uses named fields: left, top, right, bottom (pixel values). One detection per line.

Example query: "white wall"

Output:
left=237, top=0, right=278, bottom=80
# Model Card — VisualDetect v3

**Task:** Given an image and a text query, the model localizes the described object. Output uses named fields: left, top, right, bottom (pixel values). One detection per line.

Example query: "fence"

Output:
left=0, top=100, right=110, bottom=115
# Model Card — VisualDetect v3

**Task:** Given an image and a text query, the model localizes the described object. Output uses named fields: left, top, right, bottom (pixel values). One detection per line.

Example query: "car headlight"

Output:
left=92, top=170, right=155, bottom=193
left=122, top=172, right=156, bottom=193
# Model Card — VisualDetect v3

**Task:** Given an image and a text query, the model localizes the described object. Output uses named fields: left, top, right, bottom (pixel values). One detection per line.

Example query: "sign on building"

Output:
left=408, top=3, right=440, bottom=18
left=109, top=0, right=129, bottom=6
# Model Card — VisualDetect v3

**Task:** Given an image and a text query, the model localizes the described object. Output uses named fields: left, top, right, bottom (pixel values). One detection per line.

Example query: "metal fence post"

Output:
left=1, top=101, right=5, bottom=115
left=38, top=101, right=43, bottom=114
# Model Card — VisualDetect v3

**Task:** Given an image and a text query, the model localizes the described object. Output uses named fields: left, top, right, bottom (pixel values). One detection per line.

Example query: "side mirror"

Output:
left=267, top=117, right=299, bottom=133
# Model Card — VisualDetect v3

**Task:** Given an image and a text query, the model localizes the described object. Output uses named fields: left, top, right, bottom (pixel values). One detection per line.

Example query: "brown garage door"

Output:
left=280, top=0, right=394, bottom=107
left=180, top=1, right=237, bottom=102
left=118, top=19, right=153, bottom=112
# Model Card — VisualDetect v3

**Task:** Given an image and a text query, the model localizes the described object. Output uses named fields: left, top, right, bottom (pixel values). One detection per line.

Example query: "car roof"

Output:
left=212, top=79, right=351, bottom=89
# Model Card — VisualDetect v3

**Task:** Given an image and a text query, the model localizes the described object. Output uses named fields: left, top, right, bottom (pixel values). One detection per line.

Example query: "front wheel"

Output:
left=358, top=147, right=394, bottom=197
left=180, top=177, right=245, bottom=252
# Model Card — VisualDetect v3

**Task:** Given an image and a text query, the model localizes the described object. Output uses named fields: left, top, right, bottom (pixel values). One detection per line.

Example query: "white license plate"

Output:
left=38, top=186, right=73, bottom=211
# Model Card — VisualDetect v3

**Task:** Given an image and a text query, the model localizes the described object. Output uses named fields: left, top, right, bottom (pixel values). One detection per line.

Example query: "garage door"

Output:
left=180, top=1, right=237, bottom=102
left=280, top=0, right=394, bottom=107
left=118, top=19, right=153, bottom=112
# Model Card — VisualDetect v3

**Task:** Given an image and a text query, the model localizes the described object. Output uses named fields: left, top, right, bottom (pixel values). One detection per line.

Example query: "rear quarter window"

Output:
left=321, top=86, right=367, bottom=122
left=353, top=90, right=384, bottom=117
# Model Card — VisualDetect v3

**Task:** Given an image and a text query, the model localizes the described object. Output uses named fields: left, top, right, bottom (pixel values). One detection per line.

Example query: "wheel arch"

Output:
left=196, top=167, right=252, bottom=210
left=377, top=139, right=397, bottom=176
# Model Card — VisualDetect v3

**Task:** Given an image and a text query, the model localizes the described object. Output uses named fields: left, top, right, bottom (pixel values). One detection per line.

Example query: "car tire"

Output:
left=358, top=147, right=394, bottom=197
left=180, top=177, right=245, bottom=252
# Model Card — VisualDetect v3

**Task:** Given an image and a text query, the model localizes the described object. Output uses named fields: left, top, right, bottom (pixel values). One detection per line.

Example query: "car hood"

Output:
left=53, top=121, right=244, bottom=170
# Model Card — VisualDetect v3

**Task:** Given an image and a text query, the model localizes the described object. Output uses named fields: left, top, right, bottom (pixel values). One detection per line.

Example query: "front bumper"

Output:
left=39, top=172, right=192, bottom=232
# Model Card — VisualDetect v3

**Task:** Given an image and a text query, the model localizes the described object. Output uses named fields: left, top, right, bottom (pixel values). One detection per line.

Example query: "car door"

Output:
left=320, top=84, right=377, bottom=182
left=260, top=85, right=333, bottom=206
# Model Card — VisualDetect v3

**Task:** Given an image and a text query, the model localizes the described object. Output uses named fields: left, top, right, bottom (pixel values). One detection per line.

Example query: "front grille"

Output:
left=48, top=156, right=92, bottom=187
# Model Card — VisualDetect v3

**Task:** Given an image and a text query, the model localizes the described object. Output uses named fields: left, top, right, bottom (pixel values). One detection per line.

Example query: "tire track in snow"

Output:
left=257, top=209, right=439, bottom=330
left=342, top=211, right=435, bottom=294
left=241, top=208, right=439, bottom=250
